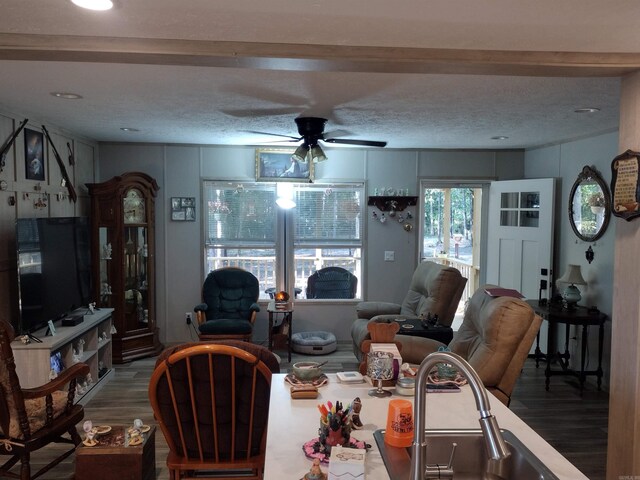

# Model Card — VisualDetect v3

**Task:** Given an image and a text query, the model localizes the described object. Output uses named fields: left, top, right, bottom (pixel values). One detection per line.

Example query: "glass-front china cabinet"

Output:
left=87, top=172, right=162, bottom=363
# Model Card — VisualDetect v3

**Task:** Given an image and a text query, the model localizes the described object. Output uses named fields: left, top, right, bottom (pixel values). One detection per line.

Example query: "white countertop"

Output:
left=264, top=373, right=588, bottom=479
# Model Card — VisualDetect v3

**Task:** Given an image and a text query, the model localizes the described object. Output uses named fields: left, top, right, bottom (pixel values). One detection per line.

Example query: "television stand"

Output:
left=26, top=332, right=43, bottom=343
left=11, top=308, right=114, bottom=405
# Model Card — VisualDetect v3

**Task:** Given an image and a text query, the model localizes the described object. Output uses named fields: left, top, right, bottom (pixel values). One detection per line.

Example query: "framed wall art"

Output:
left=255, top=148, right=313, bottom=182
left=24, top=127, right=45, bottom=181
left=171, top=197, right=196, bottom=221
left=610, top=149, right=640, bottom=222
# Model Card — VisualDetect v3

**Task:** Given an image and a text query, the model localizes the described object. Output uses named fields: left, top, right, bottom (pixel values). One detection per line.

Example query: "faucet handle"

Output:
left=446, top=442, right=457, bottom=469
left=424, top=442, right=457, bottom=479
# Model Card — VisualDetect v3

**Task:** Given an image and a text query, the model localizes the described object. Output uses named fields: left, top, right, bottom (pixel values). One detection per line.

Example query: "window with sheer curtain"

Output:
left=203, top=181, right=363, bottom=300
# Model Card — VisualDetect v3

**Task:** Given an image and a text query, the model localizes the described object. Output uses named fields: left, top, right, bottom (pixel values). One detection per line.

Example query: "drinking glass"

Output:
left=367, top=351, right=394, bottom=397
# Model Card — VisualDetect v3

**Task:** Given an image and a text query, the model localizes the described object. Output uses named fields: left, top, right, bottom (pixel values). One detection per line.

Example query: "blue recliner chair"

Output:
left=194, top=267, right=260, bottom=341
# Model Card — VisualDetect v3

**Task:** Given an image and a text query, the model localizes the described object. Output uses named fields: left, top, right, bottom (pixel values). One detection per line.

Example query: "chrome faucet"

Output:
left=409, top=351, right=511, bottom=480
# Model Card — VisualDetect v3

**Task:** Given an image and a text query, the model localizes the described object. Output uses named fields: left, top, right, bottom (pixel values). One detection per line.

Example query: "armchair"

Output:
left=351, top=261, right=467, bottom=360
left=195, top=267, right=260, bottom=341
left=0, top=321, right=89, bottom=480
left=149, top=341, right=278, bottom=479
left=396, top=285, right=542, bottom=406
left=306, top=266, right=358, bottom=299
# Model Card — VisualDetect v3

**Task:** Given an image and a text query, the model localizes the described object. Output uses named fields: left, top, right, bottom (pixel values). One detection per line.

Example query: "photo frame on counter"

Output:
left=610, top=149, right=640, bottom=222
left=256, top=148, right=313, bottom=182
left=171, top=197, right=196, bottom=221
left=24, top=127, right=45, bottom=181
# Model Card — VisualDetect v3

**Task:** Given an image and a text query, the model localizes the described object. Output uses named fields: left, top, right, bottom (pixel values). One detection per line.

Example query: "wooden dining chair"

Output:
left=148, top=342, right=278, bottom=479
left=0, top=321, right=89, bottom=480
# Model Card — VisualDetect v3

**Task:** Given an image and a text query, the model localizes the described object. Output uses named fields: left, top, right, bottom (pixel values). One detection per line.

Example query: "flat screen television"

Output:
left=15, top=217, right=92, bottom=335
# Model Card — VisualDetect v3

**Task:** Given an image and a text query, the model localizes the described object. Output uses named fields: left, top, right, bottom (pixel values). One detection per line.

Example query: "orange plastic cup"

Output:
left=384, top=399, right=414, bottom=447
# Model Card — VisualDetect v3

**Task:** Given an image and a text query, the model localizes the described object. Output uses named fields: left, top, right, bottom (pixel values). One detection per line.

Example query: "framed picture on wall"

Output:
left=24, top=128, right=45, bottom=181
left=171, top=197, right=196, bottom=221
left=256, top=148, right=313, bottom=182
left=611, top=149, right=640, bottom=222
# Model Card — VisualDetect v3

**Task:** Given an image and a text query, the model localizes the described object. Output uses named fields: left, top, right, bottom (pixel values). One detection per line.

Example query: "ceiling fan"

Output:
left=252, top=117, right=387, bottom=163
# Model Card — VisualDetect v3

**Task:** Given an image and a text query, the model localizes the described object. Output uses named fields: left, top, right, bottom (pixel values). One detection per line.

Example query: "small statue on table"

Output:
left=303, top=458, right=326, bottom=480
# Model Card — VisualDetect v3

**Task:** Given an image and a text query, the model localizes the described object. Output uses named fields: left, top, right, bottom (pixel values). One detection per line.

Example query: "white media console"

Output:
left=11, top=308, right=114, bottom=405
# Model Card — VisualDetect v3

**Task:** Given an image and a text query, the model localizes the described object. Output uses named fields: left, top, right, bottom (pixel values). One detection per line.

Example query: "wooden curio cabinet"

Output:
left=87, top=172, right=162, bottom=363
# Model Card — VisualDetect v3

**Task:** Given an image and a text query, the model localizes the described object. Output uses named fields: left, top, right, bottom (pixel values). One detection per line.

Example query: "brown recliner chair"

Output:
left=351, top=261, right=467, bottom=361
left=397, top=284, right=542, bottom=406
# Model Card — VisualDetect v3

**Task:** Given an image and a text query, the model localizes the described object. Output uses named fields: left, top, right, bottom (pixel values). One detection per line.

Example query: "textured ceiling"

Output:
left=0, top=1, right=636, bottom=149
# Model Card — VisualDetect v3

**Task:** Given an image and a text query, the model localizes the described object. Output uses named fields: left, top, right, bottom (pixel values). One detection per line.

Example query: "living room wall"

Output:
left=97, top=143, right=524, bottom=346
left=524, top=130, right=618, bottom=388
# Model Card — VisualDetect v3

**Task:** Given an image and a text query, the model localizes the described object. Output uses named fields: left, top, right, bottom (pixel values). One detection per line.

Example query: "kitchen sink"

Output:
left=373, top=428, right=559, bottom=480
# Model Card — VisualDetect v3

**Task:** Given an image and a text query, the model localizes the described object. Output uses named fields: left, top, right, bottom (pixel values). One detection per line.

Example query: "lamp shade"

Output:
left=291, top=145, right=309, bottom=163
left=310, top=145, right=328, bottom=163
left=556, top=264, right=586, bottom=286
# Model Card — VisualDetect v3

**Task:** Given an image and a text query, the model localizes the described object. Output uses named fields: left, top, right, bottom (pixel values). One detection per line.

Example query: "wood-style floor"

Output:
left=19, top=343, right=608, bottom=479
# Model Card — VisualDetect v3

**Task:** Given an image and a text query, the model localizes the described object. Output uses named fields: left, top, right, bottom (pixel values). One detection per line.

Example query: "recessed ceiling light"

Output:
left=120, top=127, right=140, bottom=132
left=51, top=92, right=83, bottom=99
left=574, top=107, right=600, bottom=113
left=491, top=136, right=509, bottom=140
left=70, top=0, right=113, bottom=10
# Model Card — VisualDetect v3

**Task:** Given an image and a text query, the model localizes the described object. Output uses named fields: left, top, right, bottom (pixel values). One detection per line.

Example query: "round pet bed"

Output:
left=291, top=331, right=337, bottom=355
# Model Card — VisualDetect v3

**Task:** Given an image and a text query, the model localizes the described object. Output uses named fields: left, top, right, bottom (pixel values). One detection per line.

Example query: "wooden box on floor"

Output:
left=75, top=426, right=156, bottom=480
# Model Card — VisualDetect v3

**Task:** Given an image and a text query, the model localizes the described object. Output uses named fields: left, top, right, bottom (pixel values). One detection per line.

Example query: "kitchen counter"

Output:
left=264, top=373, right=588, bottom=479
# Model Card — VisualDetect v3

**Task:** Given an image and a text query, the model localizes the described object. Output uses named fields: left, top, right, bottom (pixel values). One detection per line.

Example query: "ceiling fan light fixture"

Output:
left=292, top=145, right=309, bottom=163
left=310, top=145, right=328, bottom=163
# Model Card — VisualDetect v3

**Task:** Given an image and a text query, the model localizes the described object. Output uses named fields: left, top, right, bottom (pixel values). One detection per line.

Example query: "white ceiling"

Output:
left=0, top=1, right=638, bottom=150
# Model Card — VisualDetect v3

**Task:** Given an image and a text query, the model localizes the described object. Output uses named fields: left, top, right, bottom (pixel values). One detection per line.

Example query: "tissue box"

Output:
left=328, top=446, right=365, bottom=480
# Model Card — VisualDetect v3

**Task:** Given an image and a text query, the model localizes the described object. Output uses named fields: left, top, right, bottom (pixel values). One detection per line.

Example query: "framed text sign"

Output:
left=611, top=149, right=640, bottom=222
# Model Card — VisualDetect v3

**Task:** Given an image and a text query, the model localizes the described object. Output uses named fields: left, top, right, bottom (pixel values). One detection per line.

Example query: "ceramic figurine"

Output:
left=303, top=458, right=326, bottom=480
left=349, top=397, right=363, bottom=429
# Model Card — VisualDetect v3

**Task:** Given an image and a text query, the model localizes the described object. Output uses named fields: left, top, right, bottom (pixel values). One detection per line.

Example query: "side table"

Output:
left=526, top=300, right=608, bottom=392
left=75, top=425, right=156, bottom=480
left=267, top=301, right=294, bottom=362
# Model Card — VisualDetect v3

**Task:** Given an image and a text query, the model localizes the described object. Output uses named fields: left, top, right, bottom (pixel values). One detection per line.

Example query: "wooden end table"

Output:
left=75, top=425, right=156, bottom=480
left=267, top=301, right=294, bottom=362
left=527, top=300, right=608, bottom=392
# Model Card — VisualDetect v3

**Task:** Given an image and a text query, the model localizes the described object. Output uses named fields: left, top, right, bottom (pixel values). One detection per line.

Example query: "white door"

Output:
left=486, top=178, right=555, bottom=301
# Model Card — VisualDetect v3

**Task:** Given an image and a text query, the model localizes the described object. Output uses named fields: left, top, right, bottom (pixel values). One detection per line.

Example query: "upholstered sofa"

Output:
left=397, top=284, right=542, bottom=406
left=351, top=261, right=467, bottom=361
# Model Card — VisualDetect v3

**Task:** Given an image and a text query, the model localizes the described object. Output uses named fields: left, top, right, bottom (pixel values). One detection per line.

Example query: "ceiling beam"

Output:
left=1, top=33, right=640, bottom=77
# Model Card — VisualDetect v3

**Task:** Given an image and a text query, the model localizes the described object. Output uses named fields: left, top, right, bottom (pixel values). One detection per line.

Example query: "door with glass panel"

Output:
left=486, top=178, right=555, bottom=301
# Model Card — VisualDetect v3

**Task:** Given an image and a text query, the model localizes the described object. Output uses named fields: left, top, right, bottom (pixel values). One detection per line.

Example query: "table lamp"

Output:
left=556, top=264, right=586, bottom=309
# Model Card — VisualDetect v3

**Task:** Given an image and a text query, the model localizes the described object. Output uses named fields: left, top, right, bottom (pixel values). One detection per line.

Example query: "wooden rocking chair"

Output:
left=149, top=342, right=278, bottom=479
left=0, top=321, right=89, bottom=480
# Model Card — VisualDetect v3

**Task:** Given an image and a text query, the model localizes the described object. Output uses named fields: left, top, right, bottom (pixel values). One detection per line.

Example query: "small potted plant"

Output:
left=587, top=192, right=605, bottom=214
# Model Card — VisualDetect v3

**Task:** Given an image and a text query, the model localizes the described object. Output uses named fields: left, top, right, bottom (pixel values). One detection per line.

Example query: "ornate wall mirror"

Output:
left=568, top=165, right=611, bottom=242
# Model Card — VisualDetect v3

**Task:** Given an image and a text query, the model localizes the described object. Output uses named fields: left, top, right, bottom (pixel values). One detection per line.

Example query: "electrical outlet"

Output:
left=185, top=312, right=192, bottom=325
left=384, top=250, right=395, bottom=261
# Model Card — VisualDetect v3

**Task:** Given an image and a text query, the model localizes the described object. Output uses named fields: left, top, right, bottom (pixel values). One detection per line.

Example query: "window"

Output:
left=203, top=181, right=363, bottom=300
left=203, top=182, right=277, bottom=297
left=293, top=184, right=363, bottom=298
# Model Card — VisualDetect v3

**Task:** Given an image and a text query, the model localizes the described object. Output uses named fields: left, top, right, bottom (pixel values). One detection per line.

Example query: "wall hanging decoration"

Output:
left=256, top=148, right=313, bottom=182
left=171, top=197, right=196, bottom=221
left=24, top=127, right=45, bottom=181
left=610, top=149, right=640, bottom=221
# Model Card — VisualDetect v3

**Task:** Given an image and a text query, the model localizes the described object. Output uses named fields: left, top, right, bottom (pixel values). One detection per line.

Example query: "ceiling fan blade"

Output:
left=242, top=130, right=302, bottom=141
left=222, top=107, right=302, bottom=118
left=322, top=129, right=352, bottom=140
left=323, top=138, right=387, bottom=147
